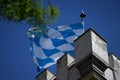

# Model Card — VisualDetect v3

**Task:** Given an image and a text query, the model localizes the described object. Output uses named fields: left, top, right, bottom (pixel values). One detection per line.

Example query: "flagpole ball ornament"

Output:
left=80, top=11, right=86, bottom=19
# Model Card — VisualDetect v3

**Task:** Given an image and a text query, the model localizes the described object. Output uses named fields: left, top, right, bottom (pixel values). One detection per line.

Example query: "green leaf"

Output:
left=0, top=0, right=59, bottom=33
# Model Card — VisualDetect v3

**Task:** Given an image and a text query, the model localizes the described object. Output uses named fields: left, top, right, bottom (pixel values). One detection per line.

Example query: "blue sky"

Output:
left=0, top=0, right=120, bottom=80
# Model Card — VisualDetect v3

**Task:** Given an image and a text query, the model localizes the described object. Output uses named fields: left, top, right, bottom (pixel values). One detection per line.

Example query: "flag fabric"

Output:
left=28, top=23, right=84, bottom=71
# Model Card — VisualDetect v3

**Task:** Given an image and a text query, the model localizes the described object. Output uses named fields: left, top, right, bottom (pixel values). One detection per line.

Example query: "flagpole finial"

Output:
left=80, top=10, right=86, bottom=19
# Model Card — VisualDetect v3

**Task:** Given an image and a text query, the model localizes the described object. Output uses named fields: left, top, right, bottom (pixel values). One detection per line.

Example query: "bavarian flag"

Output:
left=28, top=22, right=84, bottom=71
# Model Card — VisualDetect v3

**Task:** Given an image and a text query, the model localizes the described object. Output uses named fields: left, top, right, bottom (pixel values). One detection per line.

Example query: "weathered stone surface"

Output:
left=74, top=29, right=109, bottom=65
left=68, top=65, right=81, bottom=80
left=105, top=68, right=114, bottom=80
left=91, top=31, right=109, bottom=64
left=109, top=54, right=120, bottom=80
left=57, top=54, right=75, bottom=80
left=74, top=29, right=92, bottom=63
left=36, top=70, right=55, bottom=80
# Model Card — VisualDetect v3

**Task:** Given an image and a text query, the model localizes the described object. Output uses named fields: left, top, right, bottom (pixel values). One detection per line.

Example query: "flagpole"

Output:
left=80, top=10, right=86, bottom=32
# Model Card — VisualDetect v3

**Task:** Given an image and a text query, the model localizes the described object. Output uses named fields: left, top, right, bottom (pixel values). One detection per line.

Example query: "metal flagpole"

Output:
left=80, top=10, right=86, bottom=32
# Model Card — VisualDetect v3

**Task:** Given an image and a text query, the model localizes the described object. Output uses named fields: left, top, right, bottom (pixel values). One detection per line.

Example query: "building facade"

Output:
left=36, top=28, right=120, bottom=80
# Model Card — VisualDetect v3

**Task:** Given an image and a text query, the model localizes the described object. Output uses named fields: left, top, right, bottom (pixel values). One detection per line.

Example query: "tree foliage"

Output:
left=0, top=0, right=59, bottom=29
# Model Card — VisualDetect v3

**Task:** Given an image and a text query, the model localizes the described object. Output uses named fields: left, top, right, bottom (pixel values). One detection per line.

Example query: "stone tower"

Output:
left=36, top=28, right=120, bottom=80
